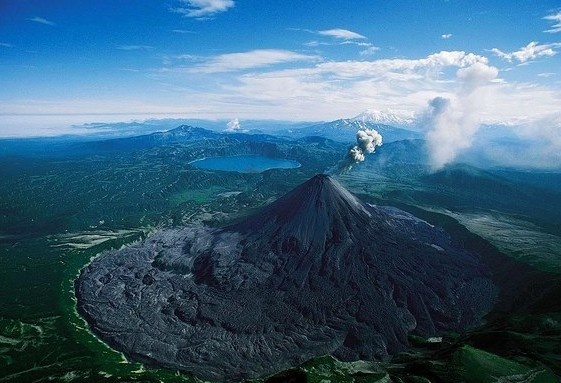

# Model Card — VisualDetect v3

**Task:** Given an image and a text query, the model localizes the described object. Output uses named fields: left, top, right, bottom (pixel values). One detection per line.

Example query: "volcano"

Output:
left=76, top=175, right=496, bottom=382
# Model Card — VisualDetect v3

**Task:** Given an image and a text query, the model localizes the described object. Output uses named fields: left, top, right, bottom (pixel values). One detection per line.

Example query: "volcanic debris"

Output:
left=76, top=174, right=496, bottom=382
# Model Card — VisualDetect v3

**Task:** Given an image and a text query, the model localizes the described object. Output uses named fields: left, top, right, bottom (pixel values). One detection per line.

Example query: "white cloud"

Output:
left=200, top=51, right=494, bottom=122
left=501, top=113, right=561, bottom=168
left=544, top=11, right=561, bottom=33
left=149, top=51, right=492, bottom=121
left=318, top=28, right=366, bottom=40
left=225, top=118, right=245, bottom=132
left=0, top=42, right=13, bottom=48
left=6, top=50, right=561, bottom=140
left=311, top=51, right=488, bottom=79
left=305, top=38, right=374, bottom=50
left=187, top=49, right=319, bottom=73
left=424, top=51, right=487, bottom=67
left=441, top=34, right=453, bottom=39
left=297, top=28, right=374, bottom=54
left=359, top=46, right=380, bottom=56
left=116, top=45, right=153, bottom=51
left=424, top=62, right=499, bottom=169
left=491, top=41, right=561, bottom=63
left=303, top=40, right=324, bottom=47
left=172, top=29, right=196, bottom=34
left=341, top=41, right=372, bottom=47
left=456, top=61, right=499, bottom=93
left=173, top=0, right=234, bottom=18
left=27, top=16, right=55, bottom=26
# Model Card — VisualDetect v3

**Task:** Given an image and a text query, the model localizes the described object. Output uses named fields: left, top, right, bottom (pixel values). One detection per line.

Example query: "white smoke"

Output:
left=225, top=118, right=243, bottom=132
left=423, top=62, right=498, bottom=170
left=331, top=129, right=383, bottom=173
left=349, top=146, right=365, bottom=162
left=354, top=129, right=383, bottom=159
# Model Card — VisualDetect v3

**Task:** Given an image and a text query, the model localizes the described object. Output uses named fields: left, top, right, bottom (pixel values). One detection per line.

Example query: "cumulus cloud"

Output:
left=22, top=50, right=558, bottom=131
left=456, top=61, right=499, bottom=93
left=544, top=11, right=561, bottom=33
left=491, top=41, right=561, bottom=63
left=173, top=0, right=234, bottom=18
left=318, top=28, right=366, bottom=40
left=423, top=62, right=498, bottom=169
left=27, top=16, right=55, bottom=26
left=312, top=51, right=488, bottom=79
left=441, top=34, right=453, bottom=39
left=192, top=50, right=500, bottom=122
left=137, top=48, right=557, bottom=126
left=188, top=49, right=319, bottom=73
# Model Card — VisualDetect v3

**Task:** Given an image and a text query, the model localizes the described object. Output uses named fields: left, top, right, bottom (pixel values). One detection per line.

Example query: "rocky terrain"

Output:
left=76, top=175, right=496, bottom=382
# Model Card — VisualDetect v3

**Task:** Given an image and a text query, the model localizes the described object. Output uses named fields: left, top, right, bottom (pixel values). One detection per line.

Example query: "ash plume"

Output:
left=330, top=129, right=383, bottom=173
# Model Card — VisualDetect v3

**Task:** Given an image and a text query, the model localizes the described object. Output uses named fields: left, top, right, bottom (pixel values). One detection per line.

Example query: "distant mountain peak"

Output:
left=166, top=124, right=206, bottom=134
left=290, top=116, right=422, bottom=143
left=352, top=109, right=416, bottom=126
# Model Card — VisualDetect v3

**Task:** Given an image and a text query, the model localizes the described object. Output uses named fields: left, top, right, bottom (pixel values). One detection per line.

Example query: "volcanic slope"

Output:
left=76, top=175, right=496, bottom=382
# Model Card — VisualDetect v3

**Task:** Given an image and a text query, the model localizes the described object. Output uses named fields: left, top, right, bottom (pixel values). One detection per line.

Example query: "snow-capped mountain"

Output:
left=290, top=118, right=421, bottom=143
left=351, top=109, right=416, bottom=126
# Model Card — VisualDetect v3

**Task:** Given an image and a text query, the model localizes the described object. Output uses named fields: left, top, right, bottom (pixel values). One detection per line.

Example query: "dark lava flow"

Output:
left=76, top=174, right=496, bottom=382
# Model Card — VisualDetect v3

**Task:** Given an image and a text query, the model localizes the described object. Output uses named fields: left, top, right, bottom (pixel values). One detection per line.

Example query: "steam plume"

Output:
left=225, top=118, right=242, bottom=132
left=330, top=129, right=383, bottom=173
left=423, top=62, right=498, bottom=170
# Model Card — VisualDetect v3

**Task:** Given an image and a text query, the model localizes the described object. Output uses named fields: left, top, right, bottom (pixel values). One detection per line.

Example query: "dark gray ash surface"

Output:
left=76, top=174, right=496, bottom=382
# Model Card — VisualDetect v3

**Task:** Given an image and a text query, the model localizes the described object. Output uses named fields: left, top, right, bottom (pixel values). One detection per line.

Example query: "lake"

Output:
left=189, top=155, right=301, bottom=173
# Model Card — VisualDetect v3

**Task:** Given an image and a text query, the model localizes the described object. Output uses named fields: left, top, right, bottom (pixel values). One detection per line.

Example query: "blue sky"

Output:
left=1, top=0, right=561, bottom=137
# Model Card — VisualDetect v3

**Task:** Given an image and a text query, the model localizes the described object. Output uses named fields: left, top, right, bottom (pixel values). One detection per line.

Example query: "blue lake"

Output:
left=189, top=155, right=301, bottom=173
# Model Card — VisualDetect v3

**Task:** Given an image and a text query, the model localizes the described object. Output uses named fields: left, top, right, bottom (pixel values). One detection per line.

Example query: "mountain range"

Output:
left=351, top=109, right=416, bottom=126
